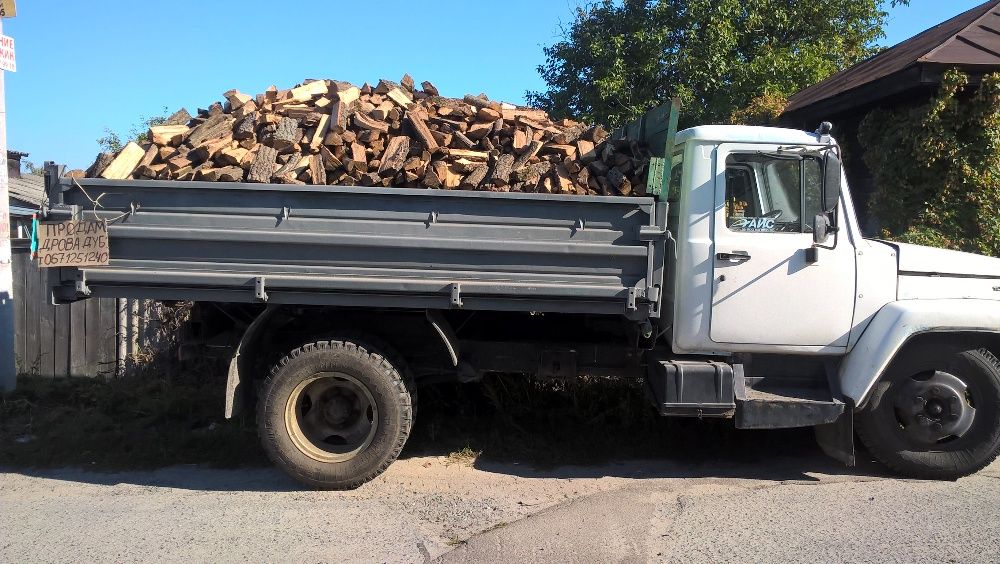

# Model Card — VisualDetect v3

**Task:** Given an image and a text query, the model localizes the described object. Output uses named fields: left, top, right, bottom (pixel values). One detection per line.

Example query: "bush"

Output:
left=859, top=68, right=1000, bottom=255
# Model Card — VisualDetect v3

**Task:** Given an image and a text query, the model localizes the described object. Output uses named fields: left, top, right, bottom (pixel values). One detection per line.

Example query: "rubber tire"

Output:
left=258, top=339, right=414, bottom=489
left=856, top=347, right=1000, bottom=479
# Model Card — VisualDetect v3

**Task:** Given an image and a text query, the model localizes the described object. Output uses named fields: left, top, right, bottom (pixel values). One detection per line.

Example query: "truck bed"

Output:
left=46, top=177, right=667, bottom=319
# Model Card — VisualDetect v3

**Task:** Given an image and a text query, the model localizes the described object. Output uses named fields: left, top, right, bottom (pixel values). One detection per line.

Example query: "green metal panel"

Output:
left=646, top=157, right=665, bottom=196
left=612, top=98, right=681, bottom=200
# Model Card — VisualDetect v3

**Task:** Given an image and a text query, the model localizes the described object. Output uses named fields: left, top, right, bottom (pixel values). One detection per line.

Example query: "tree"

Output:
left=859, top=69, right=1000, bottom=256
left=96, top=106, right=171, bottom=153
left=528, top=0, right=908, bottom=128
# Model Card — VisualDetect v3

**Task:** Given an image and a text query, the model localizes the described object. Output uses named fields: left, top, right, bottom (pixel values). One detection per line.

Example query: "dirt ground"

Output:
left=3, top=435, right=999, bottom=563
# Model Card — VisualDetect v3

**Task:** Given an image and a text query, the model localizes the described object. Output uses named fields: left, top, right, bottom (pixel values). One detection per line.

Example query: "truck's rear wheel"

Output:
left=258, top=339, right=413, bottom=489
left=856, top=346, right=1000, bottom=479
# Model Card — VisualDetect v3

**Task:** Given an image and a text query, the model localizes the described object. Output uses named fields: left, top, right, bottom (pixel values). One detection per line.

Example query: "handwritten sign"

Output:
left=0, top=35, right=14, bottom=72
left=36, top=220, right=110, bottom=268
left=0, top=1, right=15, bottom=18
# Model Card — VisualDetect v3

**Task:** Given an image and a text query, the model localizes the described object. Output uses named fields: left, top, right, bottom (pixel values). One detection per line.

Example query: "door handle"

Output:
left=717, top=251, right=751, bottom=263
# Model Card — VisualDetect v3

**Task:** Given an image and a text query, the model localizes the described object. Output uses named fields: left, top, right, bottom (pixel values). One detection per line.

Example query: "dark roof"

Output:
left=785, top=0, right=1000, bottom=115
left=8, top=174, right=46, bottom=207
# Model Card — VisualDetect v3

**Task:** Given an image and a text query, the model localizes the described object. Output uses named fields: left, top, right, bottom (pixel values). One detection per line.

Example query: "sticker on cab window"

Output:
left=730, top=217, right=775, bottom=232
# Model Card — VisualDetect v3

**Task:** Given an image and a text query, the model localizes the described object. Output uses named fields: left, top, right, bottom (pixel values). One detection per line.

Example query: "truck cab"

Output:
left=651, top=123, right=1000, bottom=479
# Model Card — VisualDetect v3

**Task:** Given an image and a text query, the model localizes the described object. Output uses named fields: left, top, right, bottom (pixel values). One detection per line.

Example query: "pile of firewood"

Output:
left=86, top=75, right=651, bottom=196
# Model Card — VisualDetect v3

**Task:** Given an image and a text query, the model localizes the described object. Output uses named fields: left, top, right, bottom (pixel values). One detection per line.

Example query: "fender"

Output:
left=839, top=299, right=1000, bottom=406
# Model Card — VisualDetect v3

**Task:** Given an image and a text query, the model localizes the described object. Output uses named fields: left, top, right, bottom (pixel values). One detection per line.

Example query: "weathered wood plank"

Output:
left=70, top=300, right=87, bottom=377
left=54, top=303, right=70, bottom=377
left=85, top=296, right=101, bottom=377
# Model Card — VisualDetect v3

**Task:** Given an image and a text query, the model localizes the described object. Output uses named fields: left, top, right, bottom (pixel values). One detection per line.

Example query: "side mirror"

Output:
left=822, top=151, right=842, bottom=213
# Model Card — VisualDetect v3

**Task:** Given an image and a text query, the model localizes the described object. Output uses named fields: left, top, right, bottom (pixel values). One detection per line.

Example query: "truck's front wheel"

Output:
left=856, top=346, right=1000, bottom=479
left=258, top=339, right=413, bottom=489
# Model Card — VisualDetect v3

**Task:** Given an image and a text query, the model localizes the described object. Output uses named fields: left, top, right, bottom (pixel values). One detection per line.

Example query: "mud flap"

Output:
left=225, top=305, right=278, bottom=419
left=814, top=409, right=856, bottom=466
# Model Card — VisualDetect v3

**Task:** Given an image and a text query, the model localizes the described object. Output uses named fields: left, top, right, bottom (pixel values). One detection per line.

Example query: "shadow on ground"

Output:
left=2, top=374, right=888, bottom=491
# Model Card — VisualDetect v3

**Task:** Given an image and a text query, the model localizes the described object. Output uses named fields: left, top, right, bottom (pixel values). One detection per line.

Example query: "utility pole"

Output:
left=0, top=14, right=15, bottom=391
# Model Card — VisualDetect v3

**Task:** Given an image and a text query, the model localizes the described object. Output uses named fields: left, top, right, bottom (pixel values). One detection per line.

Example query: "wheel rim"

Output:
left=891, top=370, right=976, bottom=446
left=284, top=372, right=379, bottom=463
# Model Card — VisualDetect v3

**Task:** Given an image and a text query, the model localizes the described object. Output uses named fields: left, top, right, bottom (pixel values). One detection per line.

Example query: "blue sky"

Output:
left=2, top=0, right=990, bottom=169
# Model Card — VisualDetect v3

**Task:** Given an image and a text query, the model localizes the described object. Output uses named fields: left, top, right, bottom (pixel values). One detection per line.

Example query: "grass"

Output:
left=0, top=373, right=266, bottom=470
left=445, top=445, right=482, bottom=467
left=1, top=370, right=818, bottom=473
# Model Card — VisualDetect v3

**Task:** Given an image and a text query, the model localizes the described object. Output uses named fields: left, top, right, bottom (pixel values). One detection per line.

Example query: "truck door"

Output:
left=709, top=144, right=856, bottom=348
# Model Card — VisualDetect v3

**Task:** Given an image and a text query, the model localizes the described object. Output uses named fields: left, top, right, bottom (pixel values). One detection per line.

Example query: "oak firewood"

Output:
left=163, top=108, right=192, bottom=126
left=186, top=113, right=234, bottom=147
left=462, top=165, right=488, bottom=188
left=310, top=114, right=330, bottom=151
left=491, top=153, right=515, bottom=186
left=233, top=112, right=258, bottom=141
left=353, top=112, right=390, bottom=133
left=215, top=146, right=249, bottom=167
left=476, top=107, right=502, bottom=122
left=224, top=89, right=253, bottom=109
left=150, top=125, right=189, bottom=146
left=100, top=142, right=145, bottom=179
left=271, top=117, right=300, bottom=152
left=544, top=144, right=577, bottom=160
left=139, top=144, right=158, bottom=168
left=513, top=128, right=529, bottom=151
left=379, top=136, right=410, bottom=174
left=466, top=122, right=493, bottom=141
left=247, top=145, right=278, bottom=183
left=421, top=81, right=440, bottom=96
left=330, top=100, right=352, bottom=131
left=319, top=145, right=343, bottom=170
left=190, top=138, right=230, bottom=163
left=554, top=164, right=574, bottom=193
left=386, top=87, right=413, bottom=108
left=167, top=152, right=193, bottom=173
left=289, top=80, right=329, bottom=102
left=350, top=142, right=368, bottom=173
left=406, top=111, right=439, bottom=151
left=576, top=139, right=597, bottom=163
left=451, top=131, right=476, bottom=149
left=512, top=140, right=544, bottom=170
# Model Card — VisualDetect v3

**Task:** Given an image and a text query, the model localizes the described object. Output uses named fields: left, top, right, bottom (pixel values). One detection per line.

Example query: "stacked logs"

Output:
left=86, top=75, right=652, bottom=197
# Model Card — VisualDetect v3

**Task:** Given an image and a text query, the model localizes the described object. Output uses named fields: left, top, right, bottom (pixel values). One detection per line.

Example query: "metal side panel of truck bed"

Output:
left=44, top=175, right=668, bottom=319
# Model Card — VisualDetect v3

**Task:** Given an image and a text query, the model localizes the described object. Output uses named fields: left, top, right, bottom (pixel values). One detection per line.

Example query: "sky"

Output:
left=1, top=0, right=991, bottom=169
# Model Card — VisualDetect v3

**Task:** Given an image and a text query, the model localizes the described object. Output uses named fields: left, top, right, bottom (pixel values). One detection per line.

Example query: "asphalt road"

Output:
left=3, top=448, right=999, bottom=563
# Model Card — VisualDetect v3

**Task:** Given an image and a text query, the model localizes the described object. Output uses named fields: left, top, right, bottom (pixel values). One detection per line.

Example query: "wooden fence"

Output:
left=10, top=245, right=162, bottom=378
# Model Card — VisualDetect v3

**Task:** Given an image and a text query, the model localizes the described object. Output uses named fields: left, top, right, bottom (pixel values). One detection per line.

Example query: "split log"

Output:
left=100, top=142, right=145, bottom=179
left=187, top=114, right=234, bottom=147
left=270, top=117, right=300, bottom=151
left=150, top=125, right=189, bottom=146
left=406, top=111, right=438, bottom=151
left=247, top=145, right=278, bottom=183
left=378, top=136, right=410, bottom=174
left=490, top=154, right=515, bottom=186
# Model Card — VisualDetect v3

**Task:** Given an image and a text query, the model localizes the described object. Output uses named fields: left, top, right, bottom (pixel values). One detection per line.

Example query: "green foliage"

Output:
left=859, top=69, right=1000, bottom=256
left=20, top=160, right=44, bottom=176
left=96, top=106, right=170, bottom=153
left=528, top=0, right=908, bottom=128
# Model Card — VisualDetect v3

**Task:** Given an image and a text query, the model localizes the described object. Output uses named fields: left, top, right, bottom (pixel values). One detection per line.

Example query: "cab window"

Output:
left=724, top=153, right=823, bottom=233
